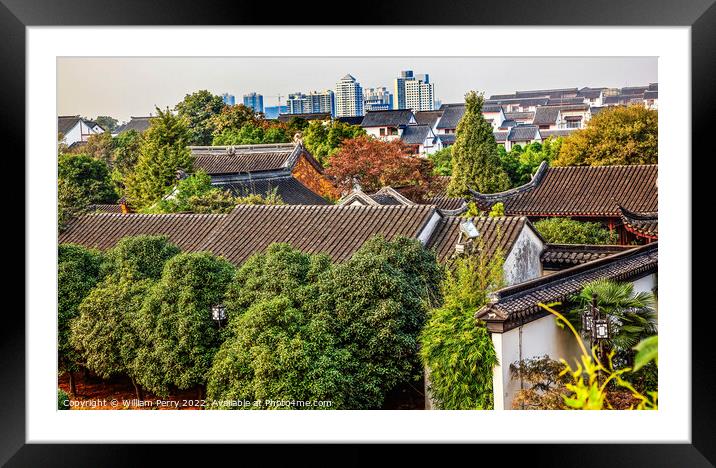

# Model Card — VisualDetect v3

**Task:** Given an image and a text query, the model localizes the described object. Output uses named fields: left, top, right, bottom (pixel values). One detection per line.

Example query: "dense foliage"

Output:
left=58, top=244, right=104, bottom=385
left=552, top=105, right=658, bottom=166
left=68, top=236, right=180, bottom=395
left=57, top=388, right=70, bottom=410
left=93, top=115, right=119, bottom=133
left=498, top=139, right=562, bottom=187
left=175, top=90, right=227, bottom=145
left=326, top=135, right=434, bottom=200
left=319, top=236, right=443, bottom=408
left=302, top=120, right=365, bottom=165
left=510, top=356, right=571, bottom=409
left=124, top=108, right=194, bottom=209
left=110, top=129, right=144, bottom=196
left=447, top=91, right=510, bottom=196
left=428, top=146, right=453, bottom=176
left=420, top=249, right=503, bottom=409
left=132, top=253, right=235, bottom=397
left=534, top=217, right=617, bottom=244
left=207, top=245, right=351, bottom=408
left=58, top=153, right=117, bottom=228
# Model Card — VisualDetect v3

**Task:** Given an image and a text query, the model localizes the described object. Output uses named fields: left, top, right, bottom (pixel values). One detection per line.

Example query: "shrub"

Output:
left=420, top=250, right=504, bottom=409
left=58, top=388, right=70, bottom=410
left=101, top=235, right=181, bottom=281
left=534, top=217, right=617, bottom=244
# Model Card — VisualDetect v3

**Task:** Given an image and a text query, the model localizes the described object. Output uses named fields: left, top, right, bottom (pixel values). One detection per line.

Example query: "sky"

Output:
left=57, top=57, right=657, bottom=122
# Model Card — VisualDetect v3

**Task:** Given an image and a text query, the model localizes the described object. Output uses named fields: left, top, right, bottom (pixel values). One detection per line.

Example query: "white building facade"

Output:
left=335, top=74, right=364, bottom=117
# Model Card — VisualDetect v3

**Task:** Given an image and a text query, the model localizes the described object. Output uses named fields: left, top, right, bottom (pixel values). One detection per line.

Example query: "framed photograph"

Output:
left=7, top=0, right=713, bottom=464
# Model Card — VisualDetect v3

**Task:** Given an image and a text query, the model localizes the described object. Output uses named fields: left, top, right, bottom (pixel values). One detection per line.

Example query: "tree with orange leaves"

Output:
left=325, top=136, right=434, bottom=201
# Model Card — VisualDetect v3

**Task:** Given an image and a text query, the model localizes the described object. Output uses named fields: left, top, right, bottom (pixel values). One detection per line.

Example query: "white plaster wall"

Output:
left=62, top=122, right=82, bottom=146
left=503, top=226, right=544, bottom=286
left=495, top=314, right=583, bottom=410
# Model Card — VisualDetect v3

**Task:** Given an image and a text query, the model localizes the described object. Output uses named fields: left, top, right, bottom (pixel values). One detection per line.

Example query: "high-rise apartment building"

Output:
left=363, top=87, right=393, bottom=111
left=287, top=90, right=335, bottom=116
left=242, top=92, right=264, bottom=113
left=394, top=70, right=434, bottom=111
left=335, top=74, right=364, bottom=117
left=221, top=93, right=236, bottom=106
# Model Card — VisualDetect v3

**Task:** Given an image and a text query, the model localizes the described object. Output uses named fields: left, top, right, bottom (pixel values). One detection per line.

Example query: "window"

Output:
left=566, top=120, right=580, bottom=128
left=379, top=128, right=386, bottom=136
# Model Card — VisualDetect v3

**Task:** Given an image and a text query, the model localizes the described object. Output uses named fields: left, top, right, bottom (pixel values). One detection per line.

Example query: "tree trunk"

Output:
left=69, top=371, right=77, bottom=396
left=197, top=386, right=205, bottom=410
left=131, top=378, right=143, bottom=401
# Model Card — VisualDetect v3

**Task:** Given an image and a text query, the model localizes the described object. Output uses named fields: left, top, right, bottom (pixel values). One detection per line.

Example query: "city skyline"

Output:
left=57, top=57, right=657, bottom=121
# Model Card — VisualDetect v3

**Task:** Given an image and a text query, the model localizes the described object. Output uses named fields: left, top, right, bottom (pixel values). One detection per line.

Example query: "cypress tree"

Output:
left=447, top=91, right=510, bottom=196
left=125, top=108, right=194, bottom=208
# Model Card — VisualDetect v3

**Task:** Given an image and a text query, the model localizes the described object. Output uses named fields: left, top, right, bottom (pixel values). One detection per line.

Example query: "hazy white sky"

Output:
left=58, top=56, right=657, bottom=122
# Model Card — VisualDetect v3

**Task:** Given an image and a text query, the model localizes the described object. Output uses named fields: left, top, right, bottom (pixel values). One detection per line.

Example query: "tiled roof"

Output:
left=436, top=104, right=466, bottom=129
left=541, top=244, right=634, bottom=270
left=426, top=196, right=466, bottom=212
left=116, top=116, right=152, bottom=133
left=361, top=109, right=415, bottom=128
left=277, top=112, right=331, bottom=122
left=88, top=204, right=123, bottom=213
left=499, top=119, right=517, bottom=129
left=504, top=111, right=534, bottom=121
left=476, top=242, right=658, bottom=331
left=59, top=205, right=439, bottom=265
left=58, top=116, right=81, bottom=135
left=643, top=90, right=658, bottom=100
left=59, top=213, right=226, bottom=252
left=439, top=134, right=456, bottom=145
left=414, top=110, right=443, bottom=127
left=335, top=116, right=364, bottom=126
left=368, top=187, right=416, bottom=206
left=485, top=97, right=549, bottom=108
left=508, top=125, right=540, bottom=141
left=532, top=106, right=561, bottom=126
left=220, top=176, right=329, bottom=205
left=618, top=206, right=658, bottom=240
left=539, top=129, right=578, bottom=139
left=470, top=162, right=658, bottom=217
left=401, top=125, right=433, bottom=145
left=578, top=89, right=603, bottom=99
left=546, top=98, right=586, bottom=106
left=515, top=88, right=578, bottom=99
left=190, top=143, right=323, bottom=177
left=493, top=131, right=508, bottom=142
left=482, top=105, right=504, bottom=113
left=621, top=86, right=649, bottom=95
left=203, top=205, right=437, bottom=264
left=425, top=216, right=531, bottom=263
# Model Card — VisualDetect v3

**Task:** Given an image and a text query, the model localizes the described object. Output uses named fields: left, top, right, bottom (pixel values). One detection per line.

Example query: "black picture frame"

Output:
left=5, top=0, right=712, bottom=465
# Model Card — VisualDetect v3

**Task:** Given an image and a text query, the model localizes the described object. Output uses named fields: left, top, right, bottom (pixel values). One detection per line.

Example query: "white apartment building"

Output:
left=335, top=74, right=364, bottom=117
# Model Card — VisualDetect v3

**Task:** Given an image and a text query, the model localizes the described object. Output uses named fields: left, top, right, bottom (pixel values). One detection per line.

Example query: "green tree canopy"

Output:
left=58, top=153, right=117, bottom=228
left=209, top=104, right=260, bottom=137
left=447, top=91, right=510, bottom=196
left=93, top=116, right=119, bottom=133
left=317, top=236, right=443, bottom=408
left=124, top=108, right=194, bottom=208
left=132, top=252, right=235, bottom=397
left=499, top=138, right=562, bottom=187
left=206, top=244, right=351, bottom=408
left=58, top=244, right=104, bottom=383
left=301, top=120, right=365, bottom=165
left=101, top=235, right=181, bottom=281
left=552, top=105, right=658, bottom=166
left=534, top=217, right=617, bottom=245
left=110, top=129, right=143, bottom=195
left=428, top=146, right=453, bottom=176
left=175, top=90, right=226, bottom=145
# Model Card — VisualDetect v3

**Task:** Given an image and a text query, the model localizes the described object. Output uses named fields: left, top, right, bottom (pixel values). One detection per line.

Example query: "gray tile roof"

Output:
left=477, top=242, right=658, bottom=331
left=219, top=176, right=329, bottom=205
left=532, top=107, right=561, bottom=126
left=58, top=116, right=81, bottom=135
left=643, top=90, right=658, bottom=100
left=59, top=205, right=439, bottom=265
left=414, top=110, right=443, bottom=127
left=493, top=131, right=508, bottom=142
left=438, top=134, right=456, bottom=145
left=277, top=112, right=331, bottom=122
left=436, top=104, right=466, bottom=129
left=361, top=109, right=415, bottom=128
left=508, top=125, right=539, bottom=141
left=425, top=216, right=532, bottom=263
left=499, top=119, right=517, bottom=129
left=504, top=111, right=534, bottom=121
left=541, top=244, right=633, bottom=270
left=190, top=143, right=322, bottom=177
left=618, top=206, right=658, bottom=240
left=401, top=125, right=433, bottom=145
left=116, top=116, right=152, bottom=133
left=335, top=116, right=364, bottom=126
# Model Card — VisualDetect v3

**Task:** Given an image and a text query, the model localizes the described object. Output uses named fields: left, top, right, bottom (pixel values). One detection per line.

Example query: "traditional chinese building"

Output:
left=469, top=162, right=658, bottom=245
